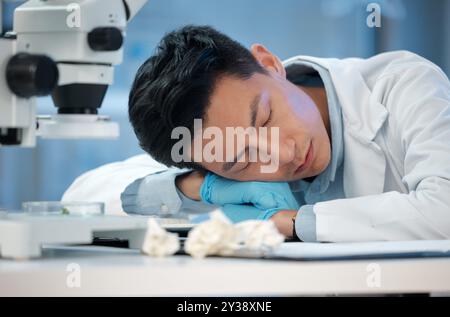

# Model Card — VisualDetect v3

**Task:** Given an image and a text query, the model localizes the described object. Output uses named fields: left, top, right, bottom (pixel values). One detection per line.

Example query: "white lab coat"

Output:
left=63, top=51, right=450, bottom=242
left=63, top=154, right=168, bottom=216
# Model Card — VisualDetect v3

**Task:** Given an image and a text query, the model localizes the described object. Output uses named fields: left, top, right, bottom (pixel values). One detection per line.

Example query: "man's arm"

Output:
left=175, top=171, right=205, bottom=201
left=270, top=210, right=298, bottom=238
left=302, top=58, right=450, bottom=242
left=121, top=169, right=217, bottom=215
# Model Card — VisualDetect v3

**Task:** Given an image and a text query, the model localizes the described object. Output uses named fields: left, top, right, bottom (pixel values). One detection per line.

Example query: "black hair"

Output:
left=128, top=25, right=268, bottom=169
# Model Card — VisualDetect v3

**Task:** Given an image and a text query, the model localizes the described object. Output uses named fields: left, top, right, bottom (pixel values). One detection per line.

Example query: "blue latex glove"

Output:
left=199, top=173, right=299, bottom=221
left=191, top=204, right=285, bottom=224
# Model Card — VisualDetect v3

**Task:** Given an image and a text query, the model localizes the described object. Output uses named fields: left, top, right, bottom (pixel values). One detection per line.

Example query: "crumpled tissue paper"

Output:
left=185, top=210, right=284, bottom=259
left=235, top=220, right=285, bottom=251
left=184, top=210, right=239, bottom=258
left=141, top=218, right=180, bottom=257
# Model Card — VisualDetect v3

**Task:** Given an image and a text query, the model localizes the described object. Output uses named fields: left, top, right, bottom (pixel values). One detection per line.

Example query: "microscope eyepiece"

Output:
left=6, top=53, right=59, bottom=99
left=88, top=27, right=123, bottom=52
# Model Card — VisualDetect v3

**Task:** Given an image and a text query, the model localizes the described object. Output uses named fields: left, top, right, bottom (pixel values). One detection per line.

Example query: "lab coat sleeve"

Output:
left=295, top=205, right=317, bottom=242
left=62, top=154, right=179, bottom=216
left=121, top=167, right=219, bottom=216
left=121, top=169, right=186, bottom=215
left=313, top=60, right=450, bottom=242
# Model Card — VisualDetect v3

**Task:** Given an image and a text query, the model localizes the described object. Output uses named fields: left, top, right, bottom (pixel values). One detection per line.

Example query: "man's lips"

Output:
left=294, top=141, right=313, bottom=175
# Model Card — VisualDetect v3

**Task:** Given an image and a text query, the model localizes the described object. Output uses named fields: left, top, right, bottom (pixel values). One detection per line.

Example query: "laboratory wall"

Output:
left=1, top=0, right=449, bottom=210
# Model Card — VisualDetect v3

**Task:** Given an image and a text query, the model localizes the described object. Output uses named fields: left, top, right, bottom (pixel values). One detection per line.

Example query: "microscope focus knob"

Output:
left=88, top=27, right=123, bottom=51
left=6, top=53, right=59, bottom=99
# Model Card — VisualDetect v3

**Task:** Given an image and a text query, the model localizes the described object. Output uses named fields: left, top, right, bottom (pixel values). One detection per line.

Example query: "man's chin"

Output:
left=290, top=166, right=326, bottom=182
left=289, top=174, right=317, bottom=182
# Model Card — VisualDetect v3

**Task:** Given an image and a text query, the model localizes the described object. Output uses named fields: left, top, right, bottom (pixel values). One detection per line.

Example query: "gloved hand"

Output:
left=191, top=204, right=271, bottom=224
left=199, top=173, right=300, bottom=221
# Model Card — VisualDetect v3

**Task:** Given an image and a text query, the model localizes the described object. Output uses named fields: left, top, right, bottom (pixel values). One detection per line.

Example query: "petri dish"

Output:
left=22, top=201, right=105, bottom=216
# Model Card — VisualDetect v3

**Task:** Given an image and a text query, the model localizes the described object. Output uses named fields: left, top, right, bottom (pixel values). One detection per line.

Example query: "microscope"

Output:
left=0, top=0, right=158, bottom=259
left=0, top=0, right=148, bottom=145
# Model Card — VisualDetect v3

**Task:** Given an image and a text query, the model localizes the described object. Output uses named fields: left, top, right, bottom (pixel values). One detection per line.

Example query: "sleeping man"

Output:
left=64, top=25, right=450, bottom=242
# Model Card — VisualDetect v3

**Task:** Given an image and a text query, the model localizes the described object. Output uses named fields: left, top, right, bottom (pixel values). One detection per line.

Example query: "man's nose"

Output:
left=278, top=138, right=296, bottom=165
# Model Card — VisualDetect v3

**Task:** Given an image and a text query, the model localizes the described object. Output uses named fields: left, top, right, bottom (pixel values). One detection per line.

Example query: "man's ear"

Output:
left=250, top=44, right=286, bottom=78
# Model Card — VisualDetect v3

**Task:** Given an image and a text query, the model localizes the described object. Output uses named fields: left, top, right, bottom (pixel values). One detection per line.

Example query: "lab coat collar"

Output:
left=283, top=55, right=389, bottom=143
left=283, top=58, right=344, bottom=194
left=283, top=55, right=389, bottom=197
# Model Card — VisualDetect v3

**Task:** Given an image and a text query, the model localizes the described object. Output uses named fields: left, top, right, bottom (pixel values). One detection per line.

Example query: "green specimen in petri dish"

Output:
left=61, top=207, right=70, bottom=215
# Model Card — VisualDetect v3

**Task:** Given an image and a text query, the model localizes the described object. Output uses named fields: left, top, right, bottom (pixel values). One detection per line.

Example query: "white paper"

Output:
left=267, top=240, right=450, bottom=260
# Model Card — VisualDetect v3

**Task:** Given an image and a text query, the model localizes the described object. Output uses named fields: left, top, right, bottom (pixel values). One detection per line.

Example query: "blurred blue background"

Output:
left=1, top=0, right=449, bottom=210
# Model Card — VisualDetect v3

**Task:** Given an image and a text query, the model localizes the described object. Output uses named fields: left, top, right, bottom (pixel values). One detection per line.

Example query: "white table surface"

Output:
left=1, top=245, right=450, bottom=296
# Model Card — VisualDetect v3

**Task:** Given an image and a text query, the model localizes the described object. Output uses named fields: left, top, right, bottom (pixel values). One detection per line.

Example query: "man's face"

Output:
left=189, top=46, right=331, bottom=182
left=185, top=44, right=331, bottom=181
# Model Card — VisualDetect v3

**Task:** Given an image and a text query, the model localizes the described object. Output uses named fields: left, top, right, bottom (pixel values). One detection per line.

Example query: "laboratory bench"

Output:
left=1, top=244, right=450, bottom=296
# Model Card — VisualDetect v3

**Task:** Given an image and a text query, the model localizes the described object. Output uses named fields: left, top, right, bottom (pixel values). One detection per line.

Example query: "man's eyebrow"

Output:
left=222, top=93, right=261, bottom=173
left=250, top=93, right=261, bottom=127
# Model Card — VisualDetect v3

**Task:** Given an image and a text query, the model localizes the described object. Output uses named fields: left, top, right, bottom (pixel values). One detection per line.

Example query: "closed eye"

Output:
left=262, top=98, right=273, bottom=127
left=264, top=108, right=273, bottom=127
